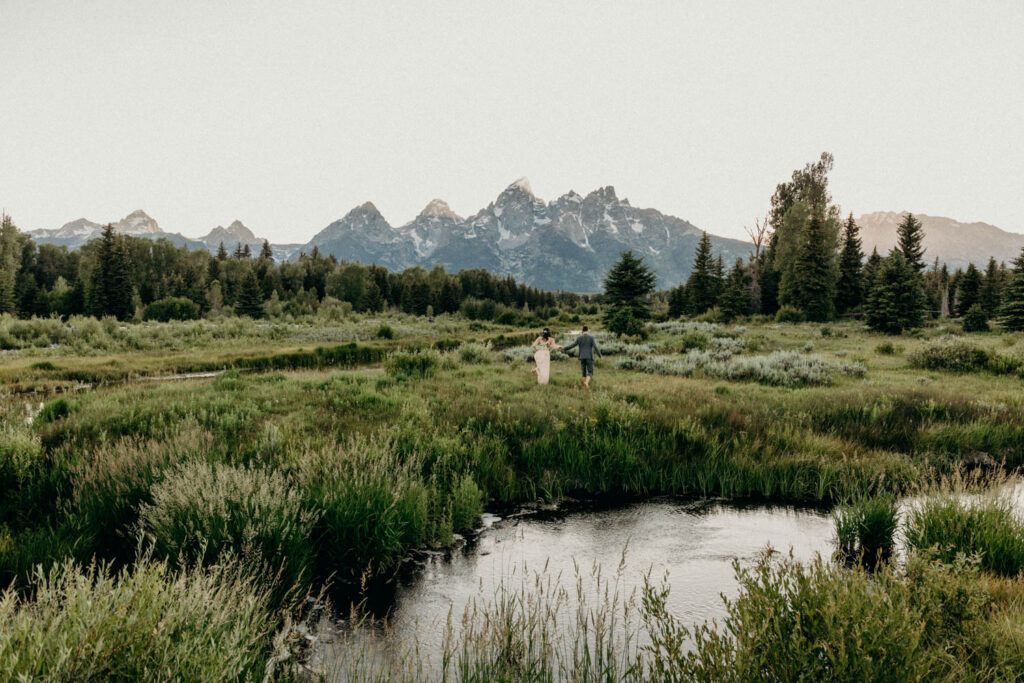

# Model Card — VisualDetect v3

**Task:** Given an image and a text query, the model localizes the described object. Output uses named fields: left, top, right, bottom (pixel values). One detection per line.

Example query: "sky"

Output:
left=1, top=0, right=1022, bottom=244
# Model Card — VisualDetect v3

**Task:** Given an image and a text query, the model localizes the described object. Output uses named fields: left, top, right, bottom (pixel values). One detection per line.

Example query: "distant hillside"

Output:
left=856, top=212, right=1024, bottom=270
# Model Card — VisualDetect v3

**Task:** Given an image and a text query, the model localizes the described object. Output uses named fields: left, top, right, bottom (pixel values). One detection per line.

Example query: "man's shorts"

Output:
left=580, top=358, right=595, bottom=377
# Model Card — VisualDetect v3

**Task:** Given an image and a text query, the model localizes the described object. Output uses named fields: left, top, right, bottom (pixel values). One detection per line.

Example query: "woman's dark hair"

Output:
left=542, top=328, right=551, bottom=339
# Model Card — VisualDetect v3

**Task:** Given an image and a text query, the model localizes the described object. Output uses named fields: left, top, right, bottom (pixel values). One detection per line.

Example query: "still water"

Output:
left=312, top=497, right=836, bottom=675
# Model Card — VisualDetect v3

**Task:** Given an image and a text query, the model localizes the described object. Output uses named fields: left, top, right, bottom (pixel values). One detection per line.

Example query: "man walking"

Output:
left=562, top=325, right=602, bottom=390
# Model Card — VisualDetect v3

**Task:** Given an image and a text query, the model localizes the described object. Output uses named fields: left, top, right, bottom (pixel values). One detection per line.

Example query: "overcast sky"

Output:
left=1, top=1, right=1022, bottom=243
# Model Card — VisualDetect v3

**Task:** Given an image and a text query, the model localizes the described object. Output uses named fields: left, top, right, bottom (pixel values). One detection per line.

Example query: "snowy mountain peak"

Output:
left=418, top=199, right=460, bottom=220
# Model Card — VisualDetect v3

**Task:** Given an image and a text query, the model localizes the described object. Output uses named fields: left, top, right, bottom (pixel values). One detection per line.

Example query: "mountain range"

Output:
left=855, top=212, right=1024, bottom=271
left=25, top=182, right=1024, bottom=292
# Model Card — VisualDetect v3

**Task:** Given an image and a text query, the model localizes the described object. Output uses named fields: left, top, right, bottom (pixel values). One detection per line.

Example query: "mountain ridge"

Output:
left=24, top=187, right=1024, bottom=292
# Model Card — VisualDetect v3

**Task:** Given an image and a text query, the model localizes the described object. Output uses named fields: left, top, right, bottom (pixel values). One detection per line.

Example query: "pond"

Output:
left=310, top=497, right=836, bottom=677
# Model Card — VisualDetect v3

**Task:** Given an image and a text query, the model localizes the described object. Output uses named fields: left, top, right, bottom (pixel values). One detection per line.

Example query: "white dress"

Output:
left=534, top=344, right=551, bottom=385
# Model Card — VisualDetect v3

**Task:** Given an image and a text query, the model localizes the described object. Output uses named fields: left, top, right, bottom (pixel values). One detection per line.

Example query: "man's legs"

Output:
left=581, top=358, right=594, bottom=389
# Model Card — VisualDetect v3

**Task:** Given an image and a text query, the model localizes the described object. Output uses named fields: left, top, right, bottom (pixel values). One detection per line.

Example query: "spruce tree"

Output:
left=235, top=270, right=265, bottom=318
left=216, top=241, right=228, bottom=261
left=260, top=240, right=273, bottom=260
left=980, top=257, right=1002, bottom=315
left=88, top=224, right=135, bottom=320
left=0, top=214, right=22, bottom=314
left=791, top=215, right=835, bottom=322
left=602, top=250, right=656, bottom=337
left=835, top=213, right=863, bottom=314
left=897, top=213, right=926, bottom=273
left=685, top=232, right=717, bottom=314
left=957, top=263, right=982, bottom=316
left=719, top=259, right=752, bottom=321
left=866, top=250, right=925, bottom=334
left=107, top=232, right=135, bottom=320
left=999, top=248, right=1024, bottom=331
left=667, top=285, right=687, bottom=318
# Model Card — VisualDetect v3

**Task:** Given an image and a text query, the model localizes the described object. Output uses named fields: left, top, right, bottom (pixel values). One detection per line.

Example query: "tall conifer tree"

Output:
left=685, top=232, right=717, bottom=314
left=835, top=214, right=864, bottom=314
left=792, top=216, right=835, bottom=321
left=1000, top=248, right=1024, bottom=331
left=602, top=250, right=656, bottom=337
left=897, top=213, right=926, bottom=273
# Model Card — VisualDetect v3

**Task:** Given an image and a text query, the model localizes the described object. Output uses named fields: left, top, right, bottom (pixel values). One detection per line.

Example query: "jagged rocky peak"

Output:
left=499, top=177, right=540, bottom=201
left=115, top=209, right=162, bottom=235
left=418, top=199, right=460, bottom=220
left=586, top=185, right=618, bottom=204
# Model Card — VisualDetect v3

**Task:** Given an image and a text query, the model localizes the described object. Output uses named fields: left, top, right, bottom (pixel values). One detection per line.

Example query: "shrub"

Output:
left=0, top=558, right=281, bottom=680
left=375, top=324, right=394, bottom=339
left=139, top=461, right=317, bottom=598
left=35, top=398, right=72, bottom=425
left=433, top=338, right=461, bottom=353
left=875, top=341, right=903, bottom=355
left=905, top=493, right=1024, bottom=577
left=142, top=297, right=200, bottom=322
left=962, top=304, right=990, bottom=333
left=457, top=342, right=493, bottom=364
left=834, top=493, right=898, bottom=568
left=615, top=351, right=865, bottom=387
left=670, top=553, right=930, bottom=681
left=908, top=340, right=990, bottom=372
left=775, top=305, right=806, bottom=323
left=385, top=350, right=440, bottom=380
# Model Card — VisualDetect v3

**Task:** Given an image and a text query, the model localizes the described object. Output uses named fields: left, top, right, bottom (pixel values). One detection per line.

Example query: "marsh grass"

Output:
left=0, top=556, right=285, bottom=681
left=905, top=484, right=1024, bottom=577
left=139, top=460, right=318, bottom=600
left=833, top=493, right=898, bottom=568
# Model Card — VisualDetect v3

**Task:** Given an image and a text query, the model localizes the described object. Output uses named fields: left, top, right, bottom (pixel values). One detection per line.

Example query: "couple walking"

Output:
left=532, top=325, right=602, bottom=389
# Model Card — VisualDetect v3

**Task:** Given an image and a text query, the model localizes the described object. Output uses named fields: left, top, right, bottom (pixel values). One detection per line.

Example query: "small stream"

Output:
left=310, top=497, right=835, bottom=677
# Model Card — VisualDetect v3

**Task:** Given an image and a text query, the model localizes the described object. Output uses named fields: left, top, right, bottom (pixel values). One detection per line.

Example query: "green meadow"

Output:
left=2, top=314, right=1024, bottom=680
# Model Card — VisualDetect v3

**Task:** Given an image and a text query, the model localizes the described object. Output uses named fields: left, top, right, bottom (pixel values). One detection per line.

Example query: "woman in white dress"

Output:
left=531, top=328, right=561, bottom=385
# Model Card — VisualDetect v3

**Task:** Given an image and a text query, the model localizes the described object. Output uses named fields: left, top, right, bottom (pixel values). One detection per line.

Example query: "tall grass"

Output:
left=833, top=493, right=898, bottom=568
left=0, top=557, right=284, bottom=681
left=324, top=546, right=1024, bottom=681
left=905, top=488, right=1024, bottom=577
left=139, top=460, right=318, bottom=598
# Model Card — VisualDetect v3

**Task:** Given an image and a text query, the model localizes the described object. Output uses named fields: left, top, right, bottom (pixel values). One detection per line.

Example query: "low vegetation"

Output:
left=3, top=312, right=1024, bottom=678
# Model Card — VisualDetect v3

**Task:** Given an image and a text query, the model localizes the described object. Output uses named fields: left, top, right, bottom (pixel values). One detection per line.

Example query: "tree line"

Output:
left=665, top=153, right=1024, bottom=333
left=0, top=215, right=582, bottom=322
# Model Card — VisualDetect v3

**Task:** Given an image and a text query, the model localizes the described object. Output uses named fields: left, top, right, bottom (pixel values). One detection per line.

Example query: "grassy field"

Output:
left=2, top=313, right=1023, bottom=679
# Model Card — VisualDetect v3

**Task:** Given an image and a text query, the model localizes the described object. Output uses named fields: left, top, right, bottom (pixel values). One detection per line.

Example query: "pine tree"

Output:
left=260, top=240, right=273, bottom=261
left=897, top=213, right=926, bottom=273
left=242, top=244, right=252, bottom=259
left=216, top=242, right=228, bottom=261
left=685, top=232, right=717, bottom=314
left=88, top=225, right=135, bottom=320
left=719, top=259, right=752, bottom=321
left=667, top=285, right=687, bottom=318
left=791, top=215, right=835, bottom=321
left=999, top=248, right=1024, bottom=331
left=835, top=214, right=863, bottom=314
left=866, top=250, right=925, bottom=334
left=0, top=214, right=22, bottom=314
left=957, top=263, right=982, bottom=316
left=980, top=257, right=1002, bottom=316
left=107, top=233, right=135, bottom=320
left=235, top=270, right=265, bottom=318
left=602, top=250, right=657, bottom=337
